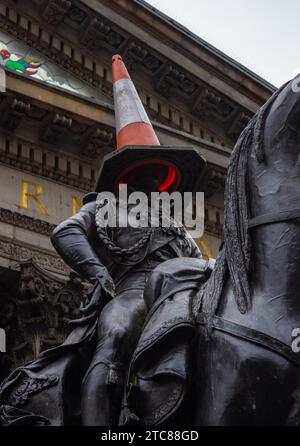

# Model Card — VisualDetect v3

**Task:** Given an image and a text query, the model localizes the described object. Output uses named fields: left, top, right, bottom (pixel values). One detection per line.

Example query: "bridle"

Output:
left=248, top=209, right=300, bottom=228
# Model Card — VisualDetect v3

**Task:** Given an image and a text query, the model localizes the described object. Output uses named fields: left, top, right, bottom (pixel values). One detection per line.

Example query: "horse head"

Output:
left=199, top=76, right=300, bottom=317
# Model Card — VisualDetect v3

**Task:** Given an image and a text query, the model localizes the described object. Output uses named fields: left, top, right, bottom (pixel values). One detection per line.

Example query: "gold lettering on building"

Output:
left=72, top=195, right=83, bottom=215
left=20, top=180, right=47, bottom=216
left=197, top=238, right=213, bottom=259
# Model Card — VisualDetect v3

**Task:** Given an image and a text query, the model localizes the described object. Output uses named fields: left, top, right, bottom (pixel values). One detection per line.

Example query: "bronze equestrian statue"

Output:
left=0, top=55, right=205, bottom=426
left=2, top=55, right=300, bottom=426
left=121, top=75, right=300, bottom=426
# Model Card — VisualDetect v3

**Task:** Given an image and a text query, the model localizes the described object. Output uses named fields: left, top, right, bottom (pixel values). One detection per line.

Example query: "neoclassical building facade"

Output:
left=0, top=0, right=275, bottom=377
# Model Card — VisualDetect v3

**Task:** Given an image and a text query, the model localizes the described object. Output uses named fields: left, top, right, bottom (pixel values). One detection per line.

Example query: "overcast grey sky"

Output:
left=146, top=0, right=300, bottom=87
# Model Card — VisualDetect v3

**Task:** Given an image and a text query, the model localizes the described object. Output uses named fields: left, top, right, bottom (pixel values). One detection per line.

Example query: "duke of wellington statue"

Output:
left=0, top=55, right=208, bottom=426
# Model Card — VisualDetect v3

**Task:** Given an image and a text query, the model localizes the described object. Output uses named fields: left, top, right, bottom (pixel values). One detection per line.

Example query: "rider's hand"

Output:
left=96, top=272, right=115, bottom=300
left=80, top=272, right=115, bottom=316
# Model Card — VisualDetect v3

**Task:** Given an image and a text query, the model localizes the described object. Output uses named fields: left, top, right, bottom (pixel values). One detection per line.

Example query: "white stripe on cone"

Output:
left=113, top=78, right=151, bottom=134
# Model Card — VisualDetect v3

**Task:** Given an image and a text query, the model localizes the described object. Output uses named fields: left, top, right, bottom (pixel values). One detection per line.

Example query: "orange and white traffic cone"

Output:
left=94, top=54, right=206, bottom=195
left=112, top=54, right=160, bottom=149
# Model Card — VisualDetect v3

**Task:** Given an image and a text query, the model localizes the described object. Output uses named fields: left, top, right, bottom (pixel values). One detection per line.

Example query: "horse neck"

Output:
left=251, top=221, right=300, bottom=307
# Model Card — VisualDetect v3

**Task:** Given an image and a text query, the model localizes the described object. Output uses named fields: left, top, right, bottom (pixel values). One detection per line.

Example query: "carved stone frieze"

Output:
left=154, top=63, right=199, bottom=98
left=67, top=4, right=88, bottom=25
left=80, top=124, right=115, bottom=156
left=80, top=16, right=125, bottom=51
left=0, top=236, right=68, bottom=274
left=0, top=91, right=113, bottom=167
left=0, top=208, right=55, bottom=237
left=192, top=88, right=235, bottom=121
left=0, top=96, right=31, bottom=131
left=125, top=41, right=163, bottom=73
left=17, top=259, right=86, bottom=344
left=0, top=258, right=88, bottom=374
left=40, top=112, right=73, bottom=144
left=0, top=4, right=247, bottom=142
left=42, top=0, right=71, bottom=26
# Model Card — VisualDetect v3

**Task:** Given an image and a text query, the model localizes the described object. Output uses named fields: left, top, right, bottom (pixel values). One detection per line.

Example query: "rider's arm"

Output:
left=51, top=201, right=114, bottom=298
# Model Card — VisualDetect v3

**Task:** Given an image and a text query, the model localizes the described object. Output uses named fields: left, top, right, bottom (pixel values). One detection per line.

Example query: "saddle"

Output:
left=119, top=257, right=213, bottom=426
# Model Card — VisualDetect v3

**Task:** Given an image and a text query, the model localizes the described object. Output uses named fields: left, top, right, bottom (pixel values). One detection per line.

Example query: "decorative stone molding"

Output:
left=0, top=103, right=227, bottom=195
left=0, top=90, right=114, bottom=166
left=80, top=16, right=125, bottom=50
left=0, top=121, right=99, bottom=190
left=0, top=208, right=55, bottom=236
left=125, top=41, right=163, bottom=74
left=67, top=3, right=88, bottom=25
left=0, top=236, right=68, bottom=274
left=40, top=112, right=73, bottom=144
left=154, top=63, right=199, bottom=98
left=17, top=259, right=86, bottom=345
left=80, top=124, right=115, bottom=157
left=42, top=0, right=72, bottom=26
left=0, top=96, right=31, bottom=131
left=192, top=88, right=235, bottom=121
left=0, top=1, right=254, bottom=143
left=0, top=258, right=88, bottom=372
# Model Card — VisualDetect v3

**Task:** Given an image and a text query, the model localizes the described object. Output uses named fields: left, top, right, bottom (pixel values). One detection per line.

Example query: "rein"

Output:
left=248, top=209, right=300, bottom=228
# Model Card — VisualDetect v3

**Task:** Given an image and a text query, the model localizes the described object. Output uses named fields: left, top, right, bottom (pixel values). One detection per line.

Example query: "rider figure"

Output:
left=51, top=183, right=201, bottom=425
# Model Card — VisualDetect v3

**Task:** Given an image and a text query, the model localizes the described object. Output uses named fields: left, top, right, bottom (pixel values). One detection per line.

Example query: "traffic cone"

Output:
left=93, top=54, right=206, bottom=195
left=112, top=54, right=160, bottom=149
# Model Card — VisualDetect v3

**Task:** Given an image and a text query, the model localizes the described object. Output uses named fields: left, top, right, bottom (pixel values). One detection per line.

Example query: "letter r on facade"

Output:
left=20, top=179, right=47, bottom=216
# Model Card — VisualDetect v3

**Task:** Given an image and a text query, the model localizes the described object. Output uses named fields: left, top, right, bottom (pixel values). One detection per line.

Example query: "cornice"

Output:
left=80, top=0, right=273, bottom=105
left=1, top=0, right=263, bottom=144
left=0, top=83, right=116, bottom=161
left=0, top=85, right=233, bottom=170
left=121, top=0, right=275, bottom=94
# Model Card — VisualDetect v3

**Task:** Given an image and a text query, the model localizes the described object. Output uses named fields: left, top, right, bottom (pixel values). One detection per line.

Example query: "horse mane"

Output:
left=195, top=81, right=289, bottom=316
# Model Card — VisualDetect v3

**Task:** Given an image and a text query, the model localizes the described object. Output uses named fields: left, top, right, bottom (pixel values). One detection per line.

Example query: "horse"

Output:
left=120, top=76, right=300, bottom=426
left=192, top=75, right=300, bottom=425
